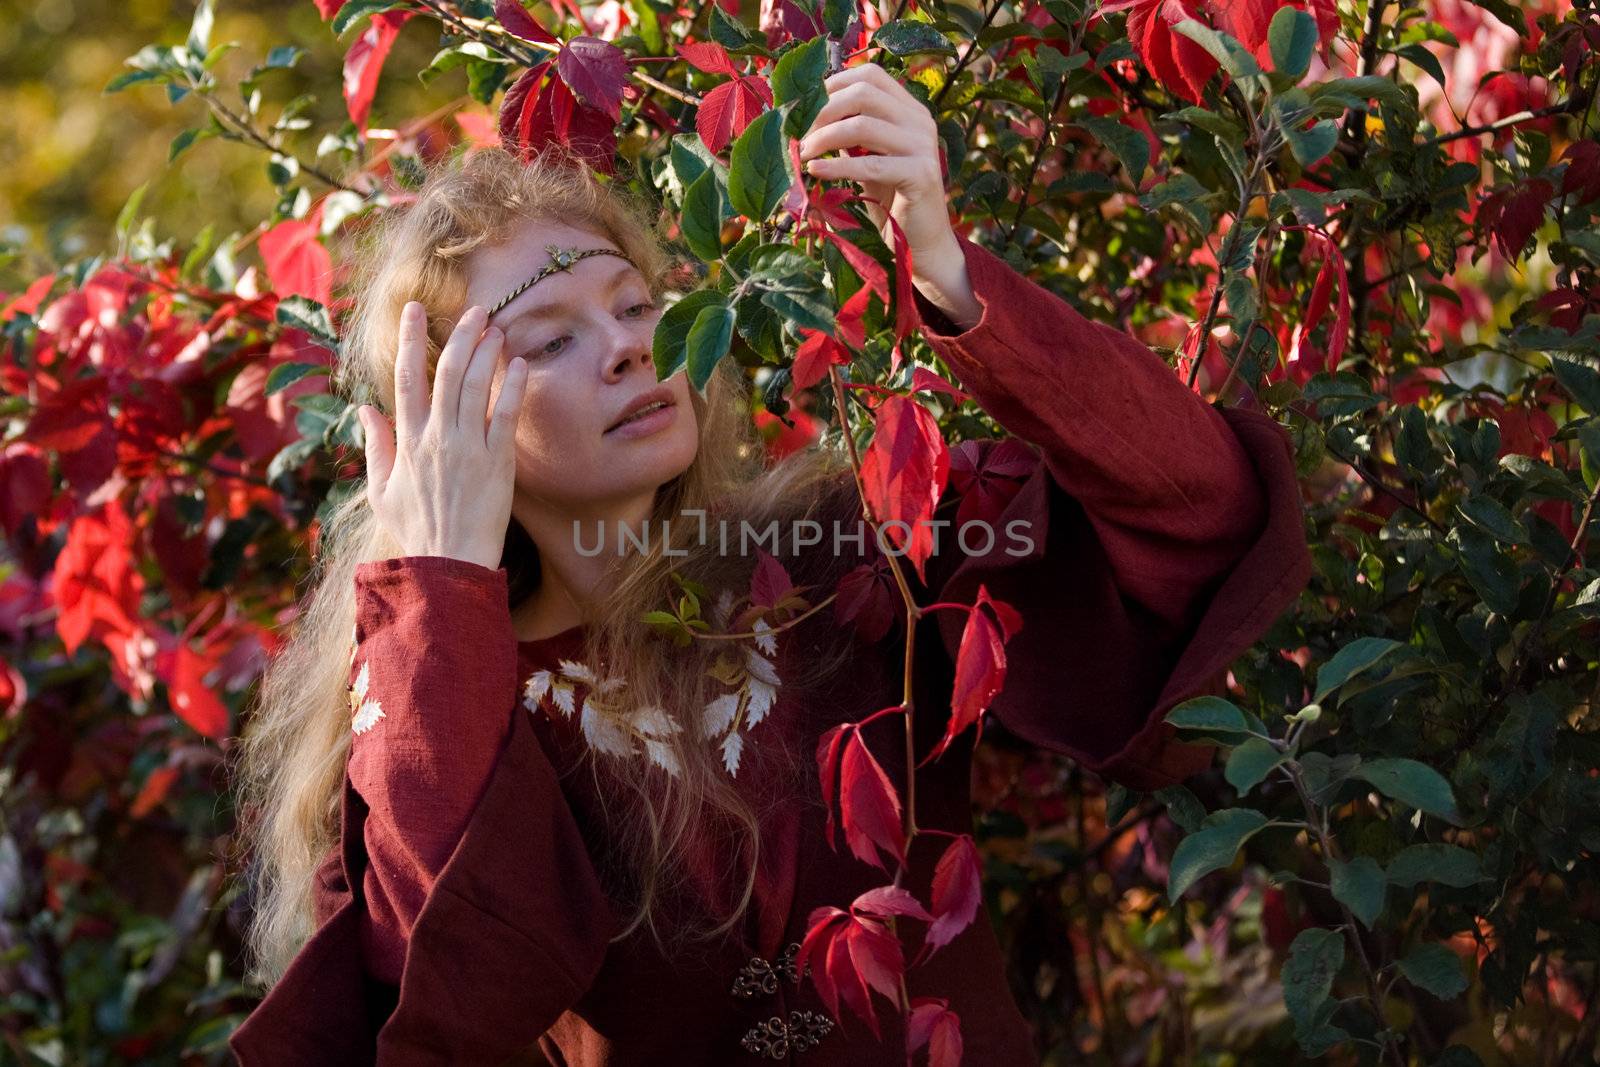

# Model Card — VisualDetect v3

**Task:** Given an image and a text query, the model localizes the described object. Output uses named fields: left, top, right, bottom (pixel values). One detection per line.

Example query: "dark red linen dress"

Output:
left=228, top=233, right=1312, bottom=1065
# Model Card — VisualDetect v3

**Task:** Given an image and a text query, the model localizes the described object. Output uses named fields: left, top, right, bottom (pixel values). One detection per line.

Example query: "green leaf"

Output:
left=265, top=362, right=331, bottom=396
left=1165, top=695, right=1262, bottom=738
left=1551, top=357, right=1600, bottom=416
left=1282, top=927, right=1346, bottom=1032
left=747, top=245, right=833, bottom=334
left=652, top=289, right=727, bottom=381
left=771, top=37, right=829, bottom=140
left=709, top=4, right=768, bottom=54
left=1153, top=784, right=1205, bottom=834
left=1310, top=75, right=1408, bottom=110
left=670, top=133, right=724, bottom=192
left=684, top=302, right=736, bottom=393
left=1329, top=856, right=1386, bottom=928
left=1458, top=495, right=1527, bottom=545
left=1283, top=119, right=1339, bottom=166
left=275, top=296, right=340, bottom=353
left=1395, top=43, right=1448, bottom=90
left=1354, top=758, right=1460, bottom=823
left=1225, top=737, right=1285, bottom=795
left=1267, top=6, right=1317, bottom=80
left=187, top=0, right=216, bottom=59
left=1386, top=844, right=1484, bottom=889
left=1076, top=116, right=1149, bottom=181
left=1171, top=18, right=1261, bottom=80
left=1167, top=808, right=1269, bottom=901
left=1450, top=525, right=1521, bottom=614
left=1314, top=637, right=1402, bottom=702
left=728, top=105, right=793, bottom=222
left=872, top=20, right=957, bottom=57
left=680, top=169, right=725, bottom=262
left=1398, top=943, right=1469, bottom=1000
left=333, top=0, right=408, bottom=36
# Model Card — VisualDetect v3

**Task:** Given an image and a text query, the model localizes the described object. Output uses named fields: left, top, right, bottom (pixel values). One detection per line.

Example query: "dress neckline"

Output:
left=516, top=622, right=587, bottom=654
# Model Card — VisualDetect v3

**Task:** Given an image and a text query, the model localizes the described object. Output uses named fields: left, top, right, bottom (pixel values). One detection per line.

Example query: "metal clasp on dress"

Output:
left=739, top=1010, right=834, bottom=1059
left=731, top=941, right=801, bottom=999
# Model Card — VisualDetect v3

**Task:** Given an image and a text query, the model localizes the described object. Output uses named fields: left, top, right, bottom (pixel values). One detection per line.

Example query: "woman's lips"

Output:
left=603, top=399, right=676, bottom=438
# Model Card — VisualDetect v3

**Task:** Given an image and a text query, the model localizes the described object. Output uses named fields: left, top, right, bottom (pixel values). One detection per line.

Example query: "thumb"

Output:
left=359, top=405, right=395, bottom=499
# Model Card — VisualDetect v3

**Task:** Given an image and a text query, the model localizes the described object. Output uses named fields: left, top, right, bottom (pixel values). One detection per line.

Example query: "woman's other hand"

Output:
left=357, top=301, right=530, bottom=571
left=796, top=61, right=981, bottom=330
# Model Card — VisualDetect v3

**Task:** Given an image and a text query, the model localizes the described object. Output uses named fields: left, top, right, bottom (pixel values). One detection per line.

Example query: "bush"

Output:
left=0, top=0, right=1595, bottom=1063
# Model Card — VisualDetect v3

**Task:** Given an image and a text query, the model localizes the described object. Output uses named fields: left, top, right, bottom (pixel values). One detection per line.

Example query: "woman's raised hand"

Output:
left=357, top=301, right=530, bottom=572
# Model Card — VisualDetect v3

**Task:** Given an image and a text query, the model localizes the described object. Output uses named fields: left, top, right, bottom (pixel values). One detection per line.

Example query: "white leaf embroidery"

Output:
left=352, top=699, right=385, bottom=734
left=559, top=658, right=597, bottom=685
left=550, top=681, right=576, bottom=717
left=580, top=698, right=635, bottom=757
left=745, top=678, right=777, bottom=726
left=721, top=730, right=745, bottom=776
left=630, top=704, right=681, bottom=739
left=644, top=738, right=682, bottom=777
left=352, top=660, right=371, bottom=701
left=701, top=692, right=740, bottom=739
left=523, top=669, right=553, bottom=712
left=711, top=588, right=735, bottom=629
left=744, top=646, right=781, bottom=687
left=751, top=618, right=777, bottom=656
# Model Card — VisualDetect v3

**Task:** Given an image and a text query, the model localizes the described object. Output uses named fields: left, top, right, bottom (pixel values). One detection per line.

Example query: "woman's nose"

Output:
left=602, top=328, right=652, bottom=380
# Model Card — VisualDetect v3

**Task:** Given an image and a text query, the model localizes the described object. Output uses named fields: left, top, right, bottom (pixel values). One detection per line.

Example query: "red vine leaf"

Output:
left=1112, top=0, right=1218, bottom=105
left=696, top=76, right=773, bottom=154
left=907, top=997, right=964, bottom=1067
left=816, top=724, right=905, bottom=869
left=859, top=394, right=949, bottom=584
left=342, top=11, right=414, bottom=132
left=832, top=558, right=898, bottom=645
left=749, top=547, right=794, bottom=609
left=926, top=834, right=982, bottom=955
left=948, top=439, right=1036, bottom=529
left=497, top=62, right=619, bottom=174
left=928, top=584, right=1020, bottom=763
left=557, top=36, right=630, bottom=121
left=797, top=905, right=905, bottom=1039
left=853, top=883, right=933, bottom=922
left=494, top=0, right=557, bottom=44
left=678, top=40, right=737, bottom=75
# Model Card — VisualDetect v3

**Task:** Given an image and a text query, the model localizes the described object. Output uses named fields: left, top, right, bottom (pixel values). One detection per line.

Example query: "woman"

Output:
left=229, top=63, right=1311, bottom=1065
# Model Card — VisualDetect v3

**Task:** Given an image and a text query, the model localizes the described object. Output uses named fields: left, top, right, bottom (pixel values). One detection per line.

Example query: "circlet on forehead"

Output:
left=486, top=243, right=636, bottom=319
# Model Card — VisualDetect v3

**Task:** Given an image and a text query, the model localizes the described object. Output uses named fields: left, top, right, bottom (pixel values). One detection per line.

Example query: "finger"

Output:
left=431, top=304, right=488, bottom=431
left=799, top=114, right=920, bottom=163
left=822, top=61, right=898, bottom=98
left=394, top=301, right=431, bottom=444
left=458, top=324, right=504, bottom=439
left=803, top=80, right=899, bottom=140
left=486, top=356, right=529, bottom=456
left=803, top=152, right=928, bottom=192
left=359, top=405, right=396, bottom=501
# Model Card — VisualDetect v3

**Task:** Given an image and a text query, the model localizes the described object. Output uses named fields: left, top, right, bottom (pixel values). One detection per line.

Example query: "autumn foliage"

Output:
left=2, top=0, right=1599, bottom=1063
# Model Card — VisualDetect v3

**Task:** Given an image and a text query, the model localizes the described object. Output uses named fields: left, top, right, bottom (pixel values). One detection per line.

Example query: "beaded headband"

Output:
left=486, top=244, right=636, bottom=320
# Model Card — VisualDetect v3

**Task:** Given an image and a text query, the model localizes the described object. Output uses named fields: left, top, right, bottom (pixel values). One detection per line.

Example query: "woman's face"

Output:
left=462, top=219, right=699, bottom=513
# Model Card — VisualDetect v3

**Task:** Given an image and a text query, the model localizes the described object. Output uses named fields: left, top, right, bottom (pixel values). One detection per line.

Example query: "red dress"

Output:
left=229, top=234, right=1312, bottom=1065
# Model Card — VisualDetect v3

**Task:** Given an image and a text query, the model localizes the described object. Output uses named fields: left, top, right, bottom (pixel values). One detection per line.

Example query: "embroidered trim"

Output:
left=521, top=588, right=784, bottom=779
left=347, top=625, right=385, bottom=735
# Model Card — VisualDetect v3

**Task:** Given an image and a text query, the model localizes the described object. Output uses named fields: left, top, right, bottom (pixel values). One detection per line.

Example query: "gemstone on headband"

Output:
left=487, top=245, right=636, bottom=319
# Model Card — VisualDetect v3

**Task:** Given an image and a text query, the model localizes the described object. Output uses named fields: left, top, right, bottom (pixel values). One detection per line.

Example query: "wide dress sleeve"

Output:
left=229, top=557, right=614, bottom=1066
left=913, top=234, right=1312, bottom=790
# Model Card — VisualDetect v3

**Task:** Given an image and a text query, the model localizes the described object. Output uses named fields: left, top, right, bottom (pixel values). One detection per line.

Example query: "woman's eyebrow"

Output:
left=493, top=260, right=639, bottom=330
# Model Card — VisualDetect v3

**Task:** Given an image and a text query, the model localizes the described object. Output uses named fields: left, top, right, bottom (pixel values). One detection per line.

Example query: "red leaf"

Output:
left=829, top=925, right=879, bottom=1035
left=1302, top=256, right=1335, bottom=336
left=342, top=11, right=413, bottom=132
left=837, top=728, right=905, bottom=869
left=749, top=547, right=793, bottom=608
left=797, top=906, right=903, bottom=1039
left=557, top=36, right=630, bottom=121
left=844, top=914, right=904, bottom=1006
left=832, top=559, right=898, bottom=644
left=835, top=286, right=872, bottom=351
left=791, top=328, right=851, bottom=390
left=130, top=765, right=180, bottom=818
left=166, top=641, right=231, bottom=739
left=926, top=835, right=982, bottom=954
left=1207, top=0, right=1275, bottom=54
left=859, top=395, right=949, bottom=583
left=948, top=439, right=1036, bottom=529
left=854, top=884, right=933, bottom=922
left=1560, top=140, right=1600, bottom=203
left=52, top=501, right=144, bottom=656
left=495, top=0, right=557, bottom=44
left=496, top=62, right=619, bottom=174
left=312, top=0, right=340, bottom=18
left=798, top=906, right=850, bottom=1019
left=908, top=368, right=969, bottom=404
left=258, top=201, right=333, bottom=307
left=929, top=585, right=1016, bottom=762
left=819, top=230, right=890, bottom=303
left=907, top=997, right=964, bottom=1067
left=696, top=75, right=773, bottom=154
left=1123, top=0, right=1218, bottom=105
left=678, top=40, right=737, bottom=75
left=884, top=213, right=921, bottom=369
left=1479, top=178, right=1555, bottom=261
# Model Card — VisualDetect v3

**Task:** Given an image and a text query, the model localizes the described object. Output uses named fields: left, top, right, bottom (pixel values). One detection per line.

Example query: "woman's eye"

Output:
left=539, top=336, right=568, bottom=355
left=622, top=301, right=655, bottom=318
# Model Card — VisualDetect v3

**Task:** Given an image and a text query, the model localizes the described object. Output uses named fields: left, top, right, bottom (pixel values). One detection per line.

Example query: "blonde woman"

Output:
left=229, top=64, right=1310, bottom=1065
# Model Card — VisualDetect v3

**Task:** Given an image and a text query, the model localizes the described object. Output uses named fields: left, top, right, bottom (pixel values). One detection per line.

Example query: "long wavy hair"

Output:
left=232, top=144, right=858, bottom=989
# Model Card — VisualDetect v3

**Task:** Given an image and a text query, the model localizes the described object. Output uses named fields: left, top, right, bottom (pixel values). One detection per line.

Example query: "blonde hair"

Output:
left=230, top=143, right=859, bottom=989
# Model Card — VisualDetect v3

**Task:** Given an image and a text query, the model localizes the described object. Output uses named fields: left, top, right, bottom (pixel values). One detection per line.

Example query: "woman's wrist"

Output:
left=909, top=231, right=982, bottom=333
